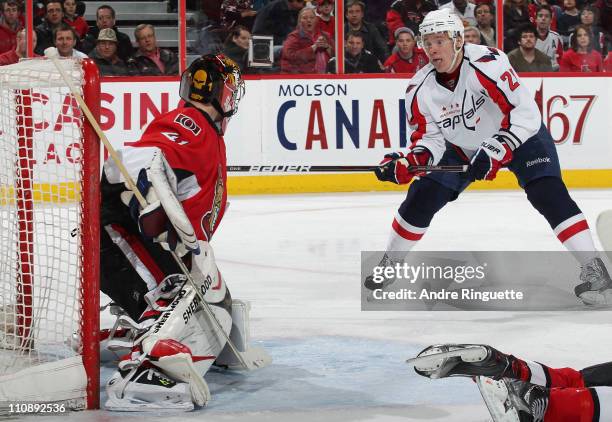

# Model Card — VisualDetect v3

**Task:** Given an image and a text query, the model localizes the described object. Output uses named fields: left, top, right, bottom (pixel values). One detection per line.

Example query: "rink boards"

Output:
left=13, top=74, right=612, bottom=197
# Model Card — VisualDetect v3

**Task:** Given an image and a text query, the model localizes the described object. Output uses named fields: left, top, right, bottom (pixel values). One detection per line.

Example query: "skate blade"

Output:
left=476, top=377, right=520, bottom=422
left=104, top=397, right=194, bottom=412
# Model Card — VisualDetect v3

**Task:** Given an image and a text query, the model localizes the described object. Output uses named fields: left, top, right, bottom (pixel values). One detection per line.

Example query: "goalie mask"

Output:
left=179, top=54, right=245, bottom=134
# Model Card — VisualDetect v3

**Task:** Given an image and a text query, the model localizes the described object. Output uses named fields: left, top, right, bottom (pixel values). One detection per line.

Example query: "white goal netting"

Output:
left=0, top=57, right=98, bottom=408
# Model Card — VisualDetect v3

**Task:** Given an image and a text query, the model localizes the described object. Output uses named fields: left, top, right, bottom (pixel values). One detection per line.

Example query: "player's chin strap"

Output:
left=444, top=40, right=464, bottom=74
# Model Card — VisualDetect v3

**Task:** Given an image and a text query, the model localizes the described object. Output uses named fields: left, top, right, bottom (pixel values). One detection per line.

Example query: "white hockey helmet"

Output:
left=418, top=10, right=464, bottom=43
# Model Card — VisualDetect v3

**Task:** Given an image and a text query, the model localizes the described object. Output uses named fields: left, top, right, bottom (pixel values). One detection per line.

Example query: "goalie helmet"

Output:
left=179, top=54, right=245, bottom=134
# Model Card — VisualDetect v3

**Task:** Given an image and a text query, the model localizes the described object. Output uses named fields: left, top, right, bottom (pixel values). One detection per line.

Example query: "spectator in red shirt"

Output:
left=559, top=24, right=603, bottom=71
left=0, top=1, right=23, bottom=55
left=383, top=27, right=428, bottom=73
left=63, top=0, right=88, bottom=39
left=316, top=0, right=335, bottom=39
left=281, top=7, right=333, bottom=73
left=0, top=29, right=36, bottom=66
left=604, top=52, right=612, bottom=71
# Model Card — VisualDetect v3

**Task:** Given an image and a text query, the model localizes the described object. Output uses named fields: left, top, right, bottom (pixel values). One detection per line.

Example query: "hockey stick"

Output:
left=44, top=48, right=258, bottom=371
left=228, top=164, right=468, bottom=173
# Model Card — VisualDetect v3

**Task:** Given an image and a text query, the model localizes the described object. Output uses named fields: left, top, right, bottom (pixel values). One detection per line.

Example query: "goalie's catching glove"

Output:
left=375, top=146, right=432, bottom=185
left=468, top=136, right=513, bottom=181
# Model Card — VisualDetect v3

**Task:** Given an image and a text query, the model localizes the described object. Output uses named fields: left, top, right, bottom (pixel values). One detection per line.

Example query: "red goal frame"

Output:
left=13, top=58, right=101, bottom=409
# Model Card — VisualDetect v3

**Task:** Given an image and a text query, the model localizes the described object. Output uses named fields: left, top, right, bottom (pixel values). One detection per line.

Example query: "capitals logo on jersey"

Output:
left=436, top=90, right=486, bottom=131
left=201, top=164, right=225, bottom=241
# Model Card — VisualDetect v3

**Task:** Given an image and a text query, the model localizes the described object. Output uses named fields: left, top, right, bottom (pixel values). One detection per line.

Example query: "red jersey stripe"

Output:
left=473, top=66, right=514, bottom=130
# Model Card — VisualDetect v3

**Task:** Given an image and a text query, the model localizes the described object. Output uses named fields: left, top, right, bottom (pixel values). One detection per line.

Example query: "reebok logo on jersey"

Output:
left=526, top=157, right=551, bottom=167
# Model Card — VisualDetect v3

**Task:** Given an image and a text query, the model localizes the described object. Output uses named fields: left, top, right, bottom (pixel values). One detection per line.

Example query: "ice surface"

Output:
left=15, top=189, right=612, bottom=421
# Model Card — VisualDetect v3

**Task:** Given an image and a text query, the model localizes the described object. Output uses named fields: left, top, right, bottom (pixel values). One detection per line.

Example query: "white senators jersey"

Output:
left=405, top=43, right=541, bottom=163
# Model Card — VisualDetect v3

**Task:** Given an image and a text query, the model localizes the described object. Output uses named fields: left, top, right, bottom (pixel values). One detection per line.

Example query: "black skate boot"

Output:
left=575, top=257, right=612, bottom=305
left=364, top=253, right=397, bottom=290
left=413, top=344, right=530, bottom=380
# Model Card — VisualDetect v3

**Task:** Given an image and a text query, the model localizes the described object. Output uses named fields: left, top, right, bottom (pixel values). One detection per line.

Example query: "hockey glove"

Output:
left=375, top=147, right=432, bottom=185
left=468, top=137, right=513, bottom=181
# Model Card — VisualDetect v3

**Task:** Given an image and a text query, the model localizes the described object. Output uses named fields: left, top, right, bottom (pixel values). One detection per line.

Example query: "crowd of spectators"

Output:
left=208, top=0, right=612, bottom=73
left=0, top=0, right=610, bottom=74
left=0, top=0, right=178, bottom=76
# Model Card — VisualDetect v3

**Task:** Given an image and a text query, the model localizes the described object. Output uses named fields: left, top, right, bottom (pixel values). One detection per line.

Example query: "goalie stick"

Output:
left=44, top=48, right=260, bottom=371
left=227, top=164, right=468, bottom=173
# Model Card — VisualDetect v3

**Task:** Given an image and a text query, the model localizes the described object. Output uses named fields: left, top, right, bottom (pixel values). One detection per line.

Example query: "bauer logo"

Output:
left=174, top=113, right=202, bottom=136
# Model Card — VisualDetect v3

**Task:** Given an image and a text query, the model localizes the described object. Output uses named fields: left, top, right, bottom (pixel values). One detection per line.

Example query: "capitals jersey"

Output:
left=102, top=105, right=227, bottom=243
left=536, top=30, right=564, bottom=70
left=405, top=43, right=541, bottom=164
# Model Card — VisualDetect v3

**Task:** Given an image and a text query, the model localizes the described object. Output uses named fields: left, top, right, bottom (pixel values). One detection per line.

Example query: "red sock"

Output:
left=545, top=388, right=596, bottom=422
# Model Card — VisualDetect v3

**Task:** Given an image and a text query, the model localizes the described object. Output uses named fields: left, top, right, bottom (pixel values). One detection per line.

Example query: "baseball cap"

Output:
left=97, top=28, right=117, bottom=42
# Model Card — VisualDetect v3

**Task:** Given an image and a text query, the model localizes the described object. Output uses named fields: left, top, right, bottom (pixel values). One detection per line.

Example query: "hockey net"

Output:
left=0, top=58, right=100, bottom=409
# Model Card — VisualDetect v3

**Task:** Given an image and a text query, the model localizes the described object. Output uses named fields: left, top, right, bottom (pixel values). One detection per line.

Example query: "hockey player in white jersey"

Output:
left=369, top=10, right=612, bottom=305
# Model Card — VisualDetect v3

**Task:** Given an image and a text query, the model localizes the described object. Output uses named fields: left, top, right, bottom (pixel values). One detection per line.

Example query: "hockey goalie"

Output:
left=99, top=54, right=270, bottom=411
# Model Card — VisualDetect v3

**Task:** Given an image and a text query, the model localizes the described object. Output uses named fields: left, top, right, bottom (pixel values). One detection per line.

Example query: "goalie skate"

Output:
left=477, top=377, right=548, bottom=422
left=408, top=344, right=519, bottom=380
left=105, top=365, right=194, bottom=412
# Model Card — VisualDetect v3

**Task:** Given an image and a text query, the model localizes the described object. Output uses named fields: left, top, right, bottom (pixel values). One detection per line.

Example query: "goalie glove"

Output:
left=468, top=136, right=513, bottom=181
left=375, top=146, right=432, bottom=185
left=122, top=150, right=200, bottom=257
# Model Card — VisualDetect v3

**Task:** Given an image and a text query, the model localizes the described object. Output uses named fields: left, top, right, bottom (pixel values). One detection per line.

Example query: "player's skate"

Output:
left=477, top=377, right=549, bottom=422
left=105, top=365, right=194, bottom=412
left=574, top=257, right=612, bottom=305
left=409, top=344, right=528, bottom=380
left=364, top=253, right=398, bottom=290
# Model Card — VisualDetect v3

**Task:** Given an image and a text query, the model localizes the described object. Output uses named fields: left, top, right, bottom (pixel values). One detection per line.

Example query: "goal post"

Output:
left=0, top=57, right=100, bottom=409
